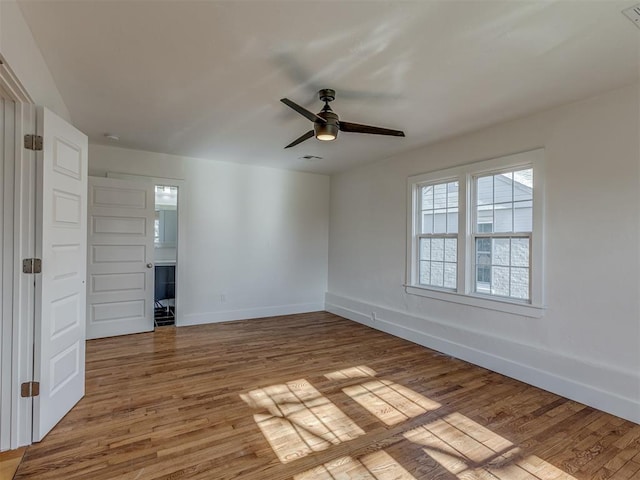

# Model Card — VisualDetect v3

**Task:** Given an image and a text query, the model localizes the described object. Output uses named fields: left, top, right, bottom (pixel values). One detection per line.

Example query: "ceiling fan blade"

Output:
left=281, top=98, right=326, bottom=124
left=339, top=121, right=405, bottom=137
left=285, top=130, right=314, bottom=149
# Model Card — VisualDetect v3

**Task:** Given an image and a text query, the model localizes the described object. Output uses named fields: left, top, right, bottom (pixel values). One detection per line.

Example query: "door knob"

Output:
left=146, top=263, right=153, bottom=268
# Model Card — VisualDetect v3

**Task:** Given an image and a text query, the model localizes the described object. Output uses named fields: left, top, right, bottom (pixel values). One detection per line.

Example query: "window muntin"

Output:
left=418, top=181, right=458, bottom=289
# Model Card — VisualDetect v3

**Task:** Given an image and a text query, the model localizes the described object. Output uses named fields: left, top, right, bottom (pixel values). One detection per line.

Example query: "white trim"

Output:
left=325, top=292, right=640, bottom=424
left=0, top=90, right=17, bottom=452
left=106, top=172, right=186, bottom=328
left=0, top=58, right=36, bottom=450
left=0, top=57, right=35, bottom=104
left=181, top=302, right=325, bottom=326
left=406, top=148, right=545, bottom=312
left=403, top=285, right=544, bottom=317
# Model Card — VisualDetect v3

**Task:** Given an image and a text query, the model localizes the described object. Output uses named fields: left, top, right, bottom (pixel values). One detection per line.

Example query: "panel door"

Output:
left=87, top=176, right=155, bottom=339
left=33, top=107, right=88, bottom=441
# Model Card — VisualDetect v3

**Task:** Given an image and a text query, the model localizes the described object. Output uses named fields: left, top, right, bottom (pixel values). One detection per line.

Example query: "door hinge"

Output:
left=24, top=134, right=43, bottom=151
left=21, top=381, right=40, bottom=398
left=22, top=258, right=42, bottom=274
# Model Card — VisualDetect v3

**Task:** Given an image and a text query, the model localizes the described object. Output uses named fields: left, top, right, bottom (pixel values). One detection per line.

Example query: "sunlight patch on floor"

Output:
left=241, top=366, right=577, bottom=479
left=240, top=379, right=365, bottom=464
left=294, top=451, right=416, bottom=480
left=342, top=379, right=441, bottom=426
left=324, top=365, right=377, bottom=381
left=404, top=412, right=577, bottom=480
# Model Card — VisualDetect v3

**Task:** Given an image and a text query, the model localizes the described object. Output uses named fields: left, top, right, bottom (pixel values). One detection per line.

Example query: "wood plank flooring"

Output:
left=14, top=312, right=640, bottom=479
left=0, top=448, right=25, bottom=480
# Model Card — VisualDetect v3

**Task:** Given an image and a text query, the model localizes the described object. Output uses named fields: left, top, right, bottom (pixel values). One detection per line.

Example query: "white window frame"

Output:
left=406, top=149, right=545, bottom=318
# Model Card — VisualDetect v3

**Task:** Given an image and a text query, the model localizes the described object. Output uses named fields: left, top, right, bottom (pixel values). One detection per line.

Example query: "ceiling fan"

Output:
left=280, top=89, right=405, bottom=149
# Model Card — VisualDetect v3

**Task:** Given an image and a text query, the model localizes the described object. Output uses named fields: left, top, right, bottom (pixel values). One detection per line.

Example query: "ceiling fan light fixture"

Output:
left=315, top=122, right=338, bottom=141
left=317, top=133, right=336, bottom=141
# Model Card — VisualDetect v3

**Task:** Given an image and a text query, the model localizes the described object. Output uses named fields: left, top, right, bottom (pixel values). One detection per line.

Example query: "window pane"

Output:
left=444, top=263, right=457, bottom=289
left=448, top=212, right=458, bottom=234
left=447, top=182, right=459, bottom=208
left=476, top=208, right=493, bottom=232
left=513, top=169, right=533, bottom=201
left=477, top=222, right=492, bottom=233
left=431, top=262, right=444, bottom=287
left=476, top=266, right=491, bottom=284
left=494, top=205, right=513, bottom=232
left=421, top=185, right=434, bottom=210
left=419, top=261, right=430, bottom=285
left=444, top=238, right=457, bottom=262
left=434, top=184, right=447, bottom=209
left=431, top=238, right=444, bottom=261
left=511, top=267, right=529, bottom=299
left=475, top=265, right=491, bottom=294
left=493, top=238, right=510, bottom=266
left=419, top=238, right=430, bottom=260
left=494, top=172, right=513, bottom=204
left=477, top=237, right=491, bottom=253
left=492, top=266, right=510, bottom=297
left=422, top=213, right=433, bottom=234
left=513, top=200, right=532, bottom=232
left=433, top=210, right=447, bottom=233
left=477, top=175, right=493, bottom=206
left=510, top=238, right=529, bottom=267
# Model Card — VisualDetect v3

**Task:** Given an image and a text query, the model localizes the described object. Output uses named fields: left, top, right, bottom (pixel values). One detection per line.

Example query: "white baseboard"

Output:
left=326, top=292, right=640, bottom=424
left=179, top=302, right=325, bottom=327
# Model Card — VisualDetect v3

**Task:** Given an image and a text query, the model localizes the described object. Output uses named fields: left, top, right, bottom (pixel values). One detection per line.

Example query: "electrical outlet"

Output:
left=371, top=312, right=377, bottom=321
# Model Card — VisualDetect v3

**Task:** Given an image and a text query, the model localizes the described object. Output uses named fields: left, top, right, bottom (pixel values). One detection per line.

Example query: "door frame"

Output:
left=0, top=56, right=38, bottom=450
left=106, top=173, right=186, bottom=327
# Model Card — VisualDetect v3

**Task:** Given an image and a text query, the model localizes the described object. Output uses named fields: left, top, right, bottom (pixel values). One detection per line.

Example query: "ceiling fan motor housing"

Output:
left=315, top=110, right=339, bottom=140
left=318, top=88, right=336, bottom=103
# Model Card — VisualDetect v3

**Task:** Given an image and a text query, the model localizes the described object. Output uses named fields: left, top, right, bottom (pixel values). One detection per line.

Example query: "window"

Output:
left=406, top=150, right=544, bottom=317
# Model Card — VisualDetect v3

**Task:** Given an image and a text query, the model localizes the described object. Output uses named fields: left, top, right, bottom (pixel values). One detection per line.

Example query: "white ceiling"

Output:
left=18, top=1, right=640, bottom=174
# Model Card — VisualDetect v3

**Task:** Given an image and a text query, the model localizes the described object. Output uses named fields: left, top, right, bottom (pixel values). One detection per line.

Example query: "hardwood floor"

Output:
left=0, top=447, right=25, bottom=480
left=14, top=312, right=640, bottom=479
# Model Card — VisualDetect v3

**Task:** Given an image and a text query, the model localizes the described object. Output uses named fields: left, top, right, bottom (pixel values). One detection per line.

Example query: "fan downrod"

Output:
left=318, top=89, right=335, bottom=103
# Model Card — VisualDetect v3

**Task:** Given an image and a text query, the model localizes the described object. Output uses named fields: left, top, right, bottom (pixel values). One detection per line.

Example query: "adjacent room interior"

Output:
left=0, top=1, right=639, bottom=479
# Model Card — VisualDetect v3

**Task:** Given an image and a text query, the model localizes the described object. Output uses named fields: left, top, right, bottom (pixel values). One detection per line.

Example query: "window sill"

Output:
left=404, top=285, right=545, bottom=318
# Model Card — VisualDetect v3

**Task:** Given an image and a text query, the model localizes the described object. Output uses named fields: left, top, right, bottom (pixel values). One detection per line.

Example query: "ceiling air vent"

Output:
left=623, top=4, right=640, bottom=29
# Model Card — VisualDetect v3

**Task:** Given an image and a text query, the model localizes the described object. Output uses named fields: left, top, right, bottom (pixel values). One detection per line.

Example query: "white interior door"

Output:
left=87, top=176, right=155, bottom=339
left=33, top=107, right=87, bottom=441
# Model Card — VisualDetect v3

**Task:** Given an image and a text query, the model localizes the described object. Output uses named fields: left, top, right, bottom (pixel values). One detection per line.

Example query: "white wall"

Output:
left=327, top=83, right=640, bottom=423
left=89, top=144, right=330, bottom=324
left=0, top=0, right=70, bottom=120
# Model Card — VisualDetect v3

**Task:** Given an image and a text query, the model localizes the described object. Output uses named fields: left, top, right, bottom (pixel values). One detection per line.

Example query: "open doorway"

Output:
left=153, top=185, right=177, bottom=327
left=103, top=172, right=185, bottom=331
